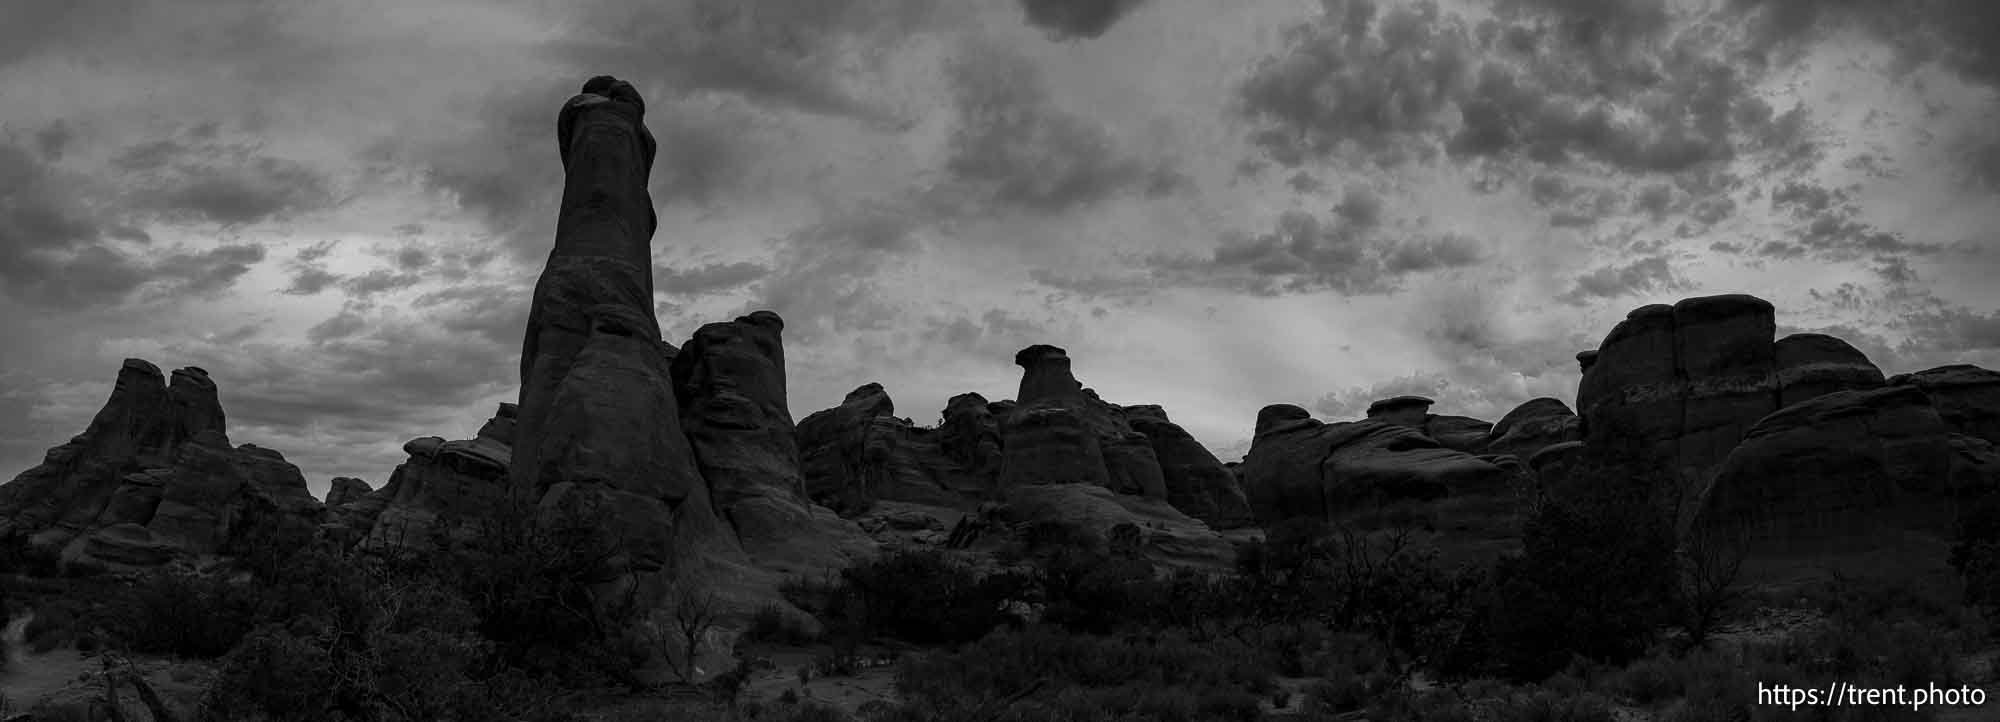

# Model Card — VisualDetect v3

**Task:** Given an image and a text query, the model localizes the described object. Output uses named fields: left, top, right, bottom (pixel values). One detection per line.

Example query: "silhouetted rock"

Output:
left=992, top=483, right=1236, bottom=570
left=672, top=310, right=871, bottom=577
left=1486, top=398, right=1582, bottom=461
left=512, top=77, right=743, bottom=610
left=1124, top=404, right=1255, bottom=529
left=1893, top=365, right=2000, bottom=446
left=326, top=477, right=373, bottom=507
left=1774, top=333, right=1885, bottom=407
left=337, top=405, right=513, bottom=552
left=1575, top=295, right=1779, bottom=508
left=0, top=360, right=325, bottom=572
left=1365, top=395, right=1433, bottom=427
left=1689, top=385, right=2000, bottom=578
left=998, top=346, right=1117, bottom=490
left=1421, top=414, right=1494, bottom=454
left=799, top=384, right=985, bottom=511
left=1239, top=406, right=1510, bottom=522
left=938, top=393, right=1004, bottom=485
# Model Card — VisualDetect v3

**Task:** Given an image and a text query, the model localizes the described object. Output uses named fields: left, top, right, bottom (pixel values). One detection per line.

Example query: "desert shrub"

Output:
left=1477, top=472, right=1679, bottom=682
left=113, top=569, right=263, bottom=658
left=0, top=533, right=62, bottom=578
left=745, top=603, right=818, bottom=645
left=1485, top=688, right=1618, bottom=722
left=787, top=548, right=1031, bottom=646
left=889, top=624, right=1274, bottom=722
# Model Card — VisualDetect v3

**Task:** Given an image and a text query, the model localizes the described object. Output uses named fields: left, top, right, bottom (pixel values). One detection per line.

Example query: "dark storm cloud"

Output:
left=339, top=269, right=423, bottom=298
left=0, top=141, right=270, bottom=308
left=1018, top=0, right=1150, bottom=40
left=555, top=0, right=938, bottom=123
left=1559, top=253, right=1681, bottom=305
left=942, top=41, right=1186, bottom=215
left=1237, top=0, right=1818, bottom=184
left=656, top=261, right=771, bottom=296
left=1901, top=306, right=2000, bottom=353
left=32, top=121, right=74, bottom=161
left=112, top=135, right=337, bottom=226
left=414, top=283, right=533, bottom=351
left=744, top=205, right=924, bottom=341
left=1143, top=190, right=1486, bottom=297
left=1728, top=0, right=2000, bottom=89
left=1766, top=181, right=1942, bottom=261
left=306, top=306, right=370, bottom=344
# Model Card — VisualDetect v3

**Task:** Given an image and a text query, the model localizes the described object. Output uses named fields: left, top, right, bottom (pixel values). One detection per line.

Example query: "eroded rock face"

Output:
left=1421, top=414, right=1494, bottom=454
left=1689, top=385, right=1998, bottom=575
left=326, top=477, right=373, bottom=508
left=1894, top=365, right=2000, bottom=446
left=1575, top=295, right=1779, bottom=507
left=1774, top=333, right=1885, bottom=407
left=0, top=360, right=324, bottom=572
left=1238, top=407, right=1510, bottom=522
left=1124, top=405, right=1255, bottom=529
left=672, top=310, right=870, bottom=577
left=1486, top=398, right=1582, bottom=461
left=512, top=79, right=744, bottom=604
left=799, top=384, right=986, bottom=511
left=991, top=483, right=1236, bottom=570
left=334, top=405, right=514, bottom=553
left=1365, top=396, right=1434, bottom=428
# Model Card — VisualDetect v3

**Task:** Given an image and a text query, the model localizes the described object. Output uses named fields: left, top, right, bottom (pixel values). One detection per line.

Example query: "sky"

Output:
left=2, top=0, right=1998, bottom=498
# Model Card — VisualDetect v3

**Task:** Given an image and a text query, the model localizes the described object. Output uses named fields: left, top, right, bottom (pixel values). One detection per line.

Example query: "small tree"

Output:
left=1678, top=526, right=1747, bottom=647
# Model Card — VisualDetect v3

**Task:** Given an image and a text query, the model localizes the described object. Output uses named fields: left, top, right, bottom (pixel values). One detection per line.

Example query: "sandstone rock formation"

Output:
left=325, top=477, right=373, bottom=507
left=1124, top=404, right=1254, bottom=529
left=510, top=77, right=744, bottom=605
left=799, top=383, right=992, bottom=512
left=1485, top=397, right=1582, bottom=462
left=323, top=405, right=514, bottom=552
left=1773, top=333, right=1885, bottom=407
left=0, top=360, right=323, bottom=571
left=1573, top=295, right=1780, bottom=508
left=1893, top=365, right=2000, bottom=446
left=671, top=310, right=872, bottom=577
left=1238, top=404, right=1512, bottom=523
left=1688, top=385, right=2000, bottom=576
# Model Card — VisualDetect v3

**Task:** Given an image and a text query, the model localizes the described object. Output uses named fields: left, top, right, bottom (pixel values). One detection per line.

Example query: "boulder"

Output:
left=1239, top=406, right=1510, bottom=522
left=1422, top=414, right=1494, bottom=454
left=1773, top=333, right=1885, bottom=407
left=1689, top=385, right=1998, bottom=578
left=1365, top=395, right=1434, bottom=427
left=1893, top=365, right=2000, bottom=446
left=1486, top=397, right=1582, bottom=461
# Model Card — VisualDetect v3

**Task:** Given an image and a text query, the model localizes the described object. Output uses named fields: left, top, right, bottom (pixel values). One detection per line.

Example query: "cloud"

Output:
left=1018, top=0, right=1150, bottom=40
left=941, top=39, right=1185, bottom=215
left=742, top=203, right=924, bottom=341
left=1559, top=254, right=1682, bottom=305
left=1141, top=188, right=1484, bottom=297
left=656, top=261, right=770, bottom=296
left=113, top=133, right=337, bottom=225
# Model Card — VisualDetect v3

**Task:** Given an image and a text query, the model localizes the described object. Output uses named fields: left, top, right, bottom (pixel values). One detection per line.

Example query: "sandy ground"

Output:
left=0, top=612, right=94, bottom=713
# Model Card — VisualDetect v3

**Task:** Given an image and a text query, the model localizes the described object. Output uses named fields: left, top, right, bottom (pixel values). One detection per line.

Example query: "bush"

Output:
left=1477, top=467, right=1680, bottom=682
left=889, top=625, right=1274, bottom=722
left=114, top=569, right=263, bottom=659
left=785, top=548, right=1031, bottom=646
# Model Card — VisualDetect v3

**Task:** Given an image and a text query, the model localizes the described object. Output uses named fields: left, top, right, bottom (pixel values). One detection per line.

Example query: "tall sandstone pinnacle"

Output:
left=511, top=76, right=741, bottom=596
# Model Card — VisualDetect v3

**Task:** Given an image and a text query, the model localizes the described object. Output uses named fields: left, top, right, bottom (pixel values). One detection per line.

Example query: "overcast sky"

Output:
left=3, top=0, right=1998, bottom=498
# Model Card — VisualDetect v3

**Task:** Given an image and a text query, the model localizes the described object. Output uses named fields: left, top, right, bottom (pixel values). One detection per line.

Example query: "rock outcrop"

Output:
left=325, top=405, right=514, bottom=552
left=0, top=360, right=324, bottom=571
left=1573, top=295, right=1780, bottom=508
left=799, top=384, right=991, bottom=512
left=1124, top=405, right=1255, bottom=529
left=1773, top=333, right=1885, bottom=407
left=510, top=77, right=744, bottom=608
left=1238, top=404, right=1512, bottom=522
left=1893, top=365, right=2000, bottom=446
left=1485, top=398, right=1582, bottom=461
left=325, top=477, right=373, bottom=507
left=1689, top=385, right=2000, bottom=577
left=672, top=311, right=872, bottom=577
